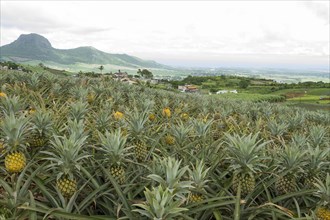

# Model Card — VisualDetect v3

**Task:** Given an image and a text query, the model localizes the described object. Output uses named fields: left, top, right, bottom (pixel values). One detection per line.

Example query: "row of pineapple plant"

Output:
left=0, top=69, right=329, bottom=219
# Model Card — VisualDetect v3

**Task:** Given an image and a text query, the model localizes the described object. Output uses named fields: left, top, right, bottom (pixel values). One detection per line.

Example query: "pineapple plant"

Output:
left=98, top=129, right=132, bottom=184
left=303, top=145, right=330, bottom=189
left=314, top=174, right=330, bottom=220
left=127, top=109, right=150, bottom=162
left=225, top=133, right=268, bottom=197
left=43, top=125, right=89, bottom=197
left=188, top=160, right=210, bottom=203
left=28, top=110, right=53, bottom=149
left=275, top=143, right=306, bottom=195
left=1, top=113, right=31, bottom=173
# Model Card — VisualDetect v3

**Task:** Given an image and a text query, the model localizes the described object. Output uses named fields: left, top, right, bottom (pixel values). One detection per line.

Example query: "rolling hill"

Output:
left=0, top=33, right=169, bottom=69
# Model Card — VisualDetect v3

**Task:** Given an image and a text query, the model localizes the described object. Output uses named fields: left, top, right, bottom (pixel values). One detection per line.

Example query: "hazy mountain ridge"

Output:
left=0, top=33, right=169, bottom=69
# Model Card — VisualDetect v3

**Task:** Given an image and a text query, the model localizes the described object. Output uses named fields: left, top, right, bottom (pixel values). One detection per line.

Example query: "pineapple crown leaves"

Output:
left=276, top=143, right=307, bottom=174
left=42, top=133, right=90, bottom=179
left=305, top=144, right=330, bottom=174
left=192, top=118, right=213, bottom=138
left=97, top=129, right=132, bottom=163
left=313, top=173, right=330, bottom=207
left=189, top=160, right=211, bottom=190
left=148, top=157, right=193, bottom=197
left=30, top=110, right=53, bottom=135
left=0, top=113, right=32, bottom=150
left=224, top=133, right=269, bottom=174
left=68, top=100, right=88, bottom=122
left=127, top=108, right=149, bottom=136
left=267, top=120, right=288, bottom=136
left=0, top=95, right=24, bottom=115
left=170, top=122, right=193, bottom=145
left=133, top=185, right=188, bottom=220
left=66, top=119, right=88, bottom=141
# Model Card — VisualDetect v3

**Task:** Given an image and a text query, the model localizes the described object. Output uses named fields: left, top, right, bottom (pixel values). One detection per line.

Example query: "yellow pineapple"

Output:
left=1, top=113, right=31, bottom=173
left=5, top=151, right=26, bottom=173
left=0, top=92, right=7, bottom=98
left=162, top=107, right=171, bottom=118
left=114, top=111, right=124, bottom=120
left=56, top=177, right=77, bottom=197
left=148, top=113, right=156, bottom=121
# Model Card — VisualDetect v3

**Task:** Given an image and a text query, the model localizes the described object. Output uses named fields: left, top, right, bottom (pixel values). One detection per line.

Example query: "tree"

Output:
left=138, top=69, right=153, bottom=79
left=239, top=79, right=250, bottom=89
left=98, top=65, right=104, bottom=74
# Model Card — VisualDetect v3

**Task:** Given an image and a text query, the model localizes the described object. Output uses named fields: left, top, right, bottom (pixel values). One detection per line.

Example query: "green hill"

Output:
left=0, top=33, right=170, bottom=69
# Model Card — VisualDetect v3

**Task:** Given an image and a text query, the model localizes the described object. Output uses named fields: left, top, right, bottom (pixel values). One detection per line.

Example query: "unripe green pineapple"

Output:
left=225, top=133, right=268, bottom=197
left=5, top=151, right=26, bottom=173
left=232, top=173, right=256, bottom=196
left=188, top=160, right=210, bottom=204
left=134, top=140, right=148, bottom=162
left=110, top=165, right=126, bottom=184
left=275, top=175, right=297, bottom=195
left=98, top=129, right=131, bottom=184
left=57, top=177, right=77, bottom=197
left=29, top=132, right=48, bottom=148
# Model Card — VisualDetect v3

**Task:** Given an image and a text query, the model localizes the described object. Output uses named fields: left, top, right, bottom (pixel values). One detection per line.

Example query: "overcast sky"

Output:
left=1, top=1, right=329, bottom=69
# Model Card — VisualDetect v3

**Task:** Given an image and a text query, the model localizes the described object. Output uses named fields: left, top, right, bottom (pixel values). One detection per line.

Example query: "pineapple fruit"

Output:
left=275, top=144, right=306, bottom=195
left=188, top=160, right=210, bottom=203
left=56, top=177, right=77, bottom=197
left=225, top=133, right=268, bottom=197
left=28, top=110, right=53, bottom=149
left=314, top=174, right=330, bottom=220
left=44, top=121, right=89, bottom=197
left=5, top=151, right=26, bottom=173
left=98, top=129, right=131, bottom=184
left=1, top=113, right=31, bottom=173
left=134, top=140, right=148, bottom=162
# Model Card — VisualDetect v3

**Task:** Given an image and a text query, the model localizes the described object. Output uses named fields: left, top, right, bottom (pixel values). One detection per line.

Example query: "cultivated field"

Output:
left=0, top=70, right=329, bottom=219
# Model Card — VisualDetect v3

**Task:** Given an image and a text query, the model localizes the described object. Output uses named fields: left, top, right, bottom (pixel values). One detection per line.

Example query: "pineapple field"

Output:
left=0, top=70, right=329, bottom=220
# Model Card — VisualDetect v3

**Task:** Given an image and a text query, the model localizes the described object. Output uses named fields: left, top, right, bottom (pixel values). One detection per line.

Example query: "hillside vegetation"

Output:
left=0, top=70, right=329, bottom=219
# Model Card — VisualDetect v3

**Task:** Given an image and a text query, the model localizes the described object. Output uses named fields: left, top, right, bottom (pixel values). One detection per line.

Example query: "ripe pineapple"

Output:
left=275, top=144, right=306, bottom=195
left=148, top=113, right=156, bottom=121
left=56, top=177, right=77, bottom=198
left=98, top=129, right=132, bottom=184
left=113, top=111, right=124, bottom=120
left=43, top=123, right=89, bottom=197
left=162, top=107, right=171, bottom=118
left=188, top=160, right=210, bottom=203
left=1, top=113, right=31, bottom=173
left=225, top=133, right=268, bottom=197
left=314, top=174, right=330, bottom=220
left=0, top=92, right=7, bottom=98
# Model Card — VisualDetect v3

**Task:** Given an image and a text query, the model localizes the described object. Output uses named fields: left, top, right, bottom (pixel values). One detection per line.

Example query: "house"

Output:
left=178, top=85, right=198, bottom=93
left=113, top=70, right=128, bottom=79
left=216, top=90, right=228, bottom=94
left=216, top=89, right=238, bottom=94
left=121, top=77, right=137, bottom=85
left=0, top=66, right=8, bottom=71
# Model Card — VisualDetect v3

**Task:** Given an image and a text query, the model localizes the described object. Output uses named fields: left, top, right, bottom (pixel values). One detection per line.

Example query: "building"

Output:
left=113, top=70, right=128, bottom=79
left=178, top=85, right=198, bottom=93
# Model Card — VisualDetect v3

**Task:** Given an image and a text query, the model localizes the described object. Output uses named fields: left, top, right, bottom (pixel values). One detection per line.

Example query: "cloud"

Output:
left=303, top=1, right=330, bottom=24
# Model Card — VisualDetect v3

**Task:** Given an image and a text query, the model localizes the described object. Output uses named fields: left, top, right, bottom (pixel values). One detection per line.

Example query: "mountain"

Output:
left=0, top=33, right=169, bottom=69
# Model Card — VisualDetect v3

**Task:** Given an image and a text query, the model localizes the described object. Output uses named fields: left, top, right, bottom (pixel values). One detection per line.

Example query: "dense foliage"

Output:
left=0, top=70, right=329, bottom=219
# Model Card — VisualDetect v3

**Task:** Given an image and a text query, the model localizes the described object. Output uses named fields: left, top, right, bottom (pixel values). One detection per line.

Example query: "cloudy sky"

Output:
left=1, top=1, right=329, bottom=69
